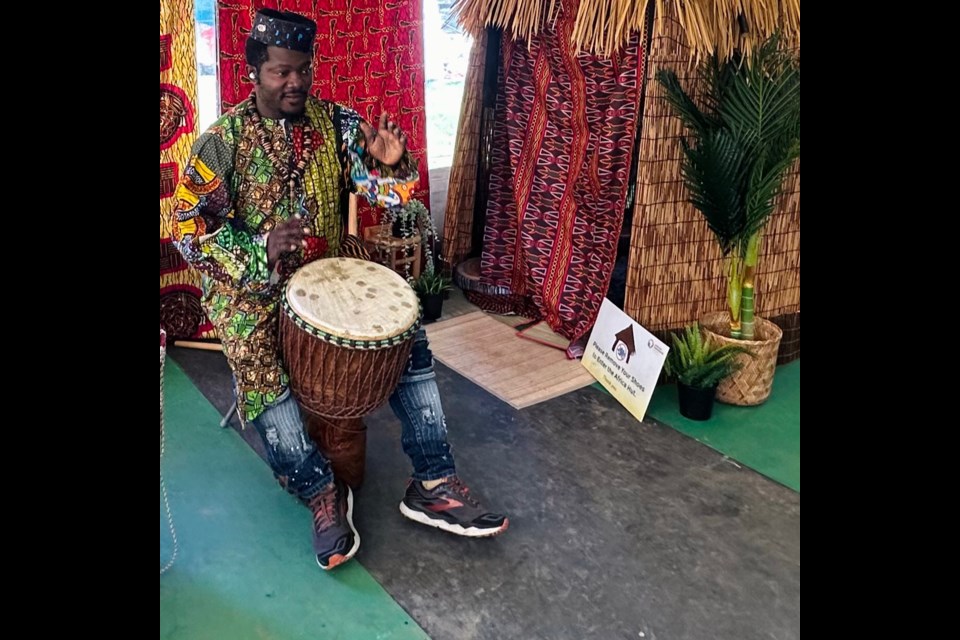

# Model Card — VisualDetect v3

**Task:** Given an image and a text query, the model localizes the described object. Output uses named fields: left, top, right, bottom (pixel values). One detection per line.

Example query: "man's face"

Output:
left=252, top=46, right=313, bottom=118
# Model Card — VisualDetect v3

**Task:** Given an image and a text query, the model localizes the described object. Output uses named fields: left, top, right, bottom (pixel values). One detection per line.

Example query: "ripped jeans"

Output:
left=250, top=329, right=456, bottom=500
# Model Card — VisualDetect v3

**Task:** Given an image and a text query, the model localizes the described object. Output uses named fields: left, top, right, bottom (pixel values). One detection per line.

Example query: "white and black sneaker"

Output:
left=399, top=477, right=509, bottom=537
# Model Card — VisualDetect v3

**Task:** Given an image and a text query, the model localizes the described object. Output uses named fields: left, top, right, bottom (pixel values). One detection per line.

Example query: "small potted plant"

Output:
left=413, top=271, right=452, bottom=322
left=664, top=323, right=752, bottom=420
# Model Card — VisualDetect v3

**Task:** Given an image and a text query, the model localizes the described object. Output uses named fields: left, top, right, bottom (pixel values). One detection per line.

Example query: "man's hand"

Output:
left=267, top=216, right=309, bottom=269
left=360, top=113, right=407, bottom=166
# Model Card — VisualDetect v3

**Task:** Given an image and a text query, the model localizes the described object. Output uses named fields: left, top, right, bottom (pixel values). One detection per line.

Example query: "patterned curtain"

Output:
left=160, top=0, right=215, bottom=339
left=479, top=0, right=645, bottom=343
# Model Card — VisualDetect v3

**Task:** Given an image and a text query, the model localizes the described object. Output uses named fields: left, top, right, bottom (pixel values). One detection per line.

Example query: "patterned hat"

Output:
left=249, top=8, right=317, bottom=53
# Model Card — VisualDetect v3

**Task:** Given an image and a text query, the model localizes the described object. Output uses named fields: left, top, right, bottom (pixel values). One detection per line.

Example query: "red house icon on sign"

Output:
left=612, top=326, right=637, bottom=364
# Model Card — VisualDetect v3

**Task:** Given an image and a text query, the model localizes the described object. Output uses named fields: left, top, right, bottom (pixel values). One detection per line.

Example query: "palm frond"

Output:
left=658, top=33, right=799, bottom=325
left=743, top=150, right=798, bottom=240
left=721, top=56, right=800, bottom=161
left=656, top=69, right=718, bottom=135
left=681, top=128, right=749, bottom=253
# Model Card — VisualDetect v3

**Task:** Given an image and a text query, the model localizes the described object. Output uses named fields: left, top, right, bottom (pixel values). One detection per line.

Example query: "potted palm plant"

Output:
left=664, top=324, right=752, bottom=420
left=657, top=33, right=800, bottom=405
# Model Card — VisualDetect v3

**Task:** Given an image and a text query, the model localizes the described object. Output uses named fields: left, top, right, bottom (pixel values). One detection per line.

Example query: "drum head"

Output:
left=286, top=258, right=420, bottom=342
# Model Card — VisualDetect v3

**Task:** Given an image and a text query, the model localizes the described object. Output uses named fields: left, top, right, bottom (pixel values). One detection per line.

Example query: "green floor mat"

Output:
left=160, top=359, right=428, bottom=640
left=647, top=360, right=800, bottom=491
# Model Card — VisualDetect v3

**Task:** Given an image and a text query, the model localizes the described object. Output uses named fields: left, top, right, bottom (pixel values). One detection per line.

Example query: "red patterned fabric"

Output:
left=217, top=0, right=430, bottom=225
left=160, top=0, right=214, bottom=339
left=480, top=0, right=644, bottom=343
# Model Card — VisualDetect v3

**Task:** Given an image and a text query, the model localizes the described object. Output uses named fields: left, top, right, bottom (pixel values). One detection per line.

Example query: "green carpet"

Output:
left=160, top=360, right=428, bottom=640
left=646, top=360, right=800, bottom=491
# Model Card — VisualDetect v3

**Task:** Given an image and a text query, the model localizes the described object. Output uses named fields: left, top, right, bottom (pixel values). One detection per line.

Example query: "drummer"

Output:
left=169, top=8, right=507, bottom=571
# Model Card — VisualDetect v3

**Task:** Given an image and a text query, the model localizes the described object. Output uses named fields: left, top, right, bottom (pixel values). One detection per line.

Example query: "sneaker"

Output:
left=399, top=477, right=509, bottom=537
left=307, top=479, right=360, bottom=569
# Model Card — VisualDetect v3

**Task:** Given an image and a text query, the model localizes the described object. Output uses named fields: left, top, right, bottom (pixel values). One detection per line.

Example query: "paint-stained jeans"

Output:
left=250, top=329, right=456, bottom=500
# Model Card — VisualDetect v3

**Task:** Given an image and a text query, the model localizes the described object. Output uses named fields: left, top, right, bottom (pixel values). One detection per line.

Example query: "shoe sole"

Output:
left=399, top=501, right=509, bottom=538
left=317, top=486, right=361, bottom=571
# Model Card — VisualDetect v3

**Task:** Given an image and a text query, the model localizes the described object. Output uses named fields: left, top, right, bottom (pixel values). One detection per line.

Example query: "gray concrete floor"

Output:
left=170, top=344, right=799, bottom=640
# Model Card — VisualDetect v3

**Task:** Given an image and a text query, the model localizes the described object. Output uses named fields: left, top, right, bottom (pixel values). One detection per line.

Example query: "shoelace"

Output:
left=447, top=478, right=481, bottom=508
left=310, top=487, right=339, bottom=531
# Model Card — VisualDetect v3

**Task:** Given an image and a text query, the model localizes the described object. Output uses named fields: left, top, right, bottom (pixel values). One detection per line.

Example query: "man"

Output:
left=170, top=8, right=507, bottom=571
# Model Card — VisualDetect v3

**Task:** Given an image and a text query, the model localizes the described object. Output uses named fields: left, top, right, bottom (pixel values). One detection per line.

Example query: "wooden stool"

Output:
left=363, top=224, right=422, bottom=279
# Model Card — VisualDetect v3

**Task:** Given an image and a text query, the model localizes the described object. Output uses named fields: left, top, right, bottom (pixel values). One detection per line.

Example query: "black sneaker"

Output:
left=307, top=479, right=360, bottom=570
left=399, top=477, right=509, bottom=537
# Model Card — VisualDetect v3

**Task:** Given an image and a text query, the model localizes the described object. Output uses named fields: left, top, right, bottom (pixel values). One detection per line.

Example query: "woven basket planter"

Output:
left=700, top=312, right=783, bottom=406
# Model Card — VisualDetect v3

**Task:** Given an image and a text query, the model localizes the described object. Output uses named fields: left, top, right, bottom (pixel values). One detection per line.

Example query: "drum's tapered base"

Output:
left=303, top=412, right=367, bottom=489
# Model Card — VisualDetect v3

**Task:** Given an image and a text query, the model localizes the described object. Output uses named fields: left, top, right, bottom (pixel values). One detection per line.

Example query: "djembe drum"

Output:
left=280, top=257, right=421, bottom=487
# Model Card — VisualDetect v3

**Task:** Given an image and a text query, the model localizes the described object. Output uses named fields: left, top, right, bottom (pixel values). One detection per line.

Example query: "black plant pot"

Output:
left=677, top=383, right=718, bottom=421
left=421, top=293, right=444, bottom=322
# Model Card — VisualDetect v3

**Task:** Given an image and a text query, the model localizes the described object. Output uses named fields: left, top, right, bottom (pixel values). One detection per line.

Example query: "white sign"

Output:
left=582, top=299, right=669, bottom=422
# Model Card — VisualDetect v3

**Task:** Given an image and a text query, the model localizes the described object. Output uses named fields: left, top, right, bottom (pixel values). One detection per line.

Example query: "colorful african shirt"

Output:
left=171, top=96, right=418, bottom=421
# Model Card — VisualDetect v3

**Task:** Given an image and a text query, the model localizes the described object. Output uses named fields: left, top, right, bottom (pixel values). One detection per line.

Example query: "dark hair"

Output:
left=245, top=39, right=270, bottom=73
